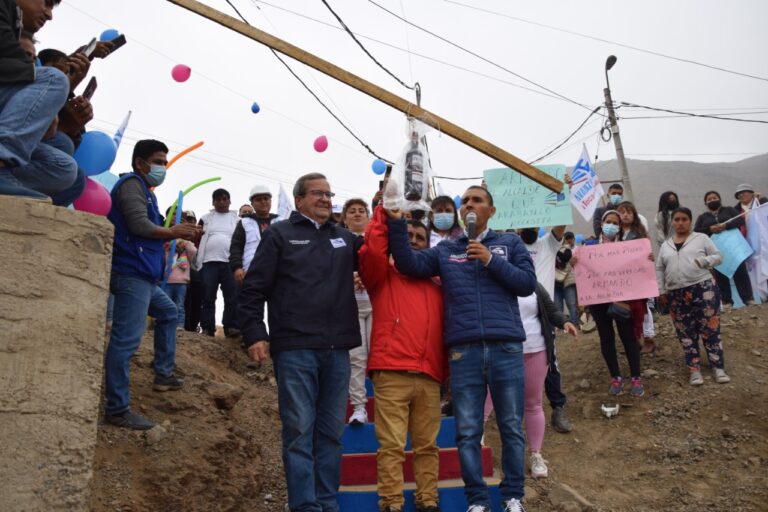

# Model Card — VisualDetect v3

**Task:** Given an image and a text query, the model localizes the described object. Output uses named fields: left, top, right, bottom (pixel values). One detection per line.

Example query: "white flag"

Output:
left=113, top=110, right=132, bottom=150
left=746, top=200, right=768, bottom=300
left=569, top=144, right=604, bottom=222
left=277, top=184, right=294, bottom=221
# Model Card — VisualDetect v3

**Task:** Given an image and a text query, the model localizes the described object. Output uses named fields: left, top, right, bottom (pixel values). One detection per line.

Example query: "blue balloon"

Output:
left=371, top=159, right=386, bottom=175
left=99, top=29, right=120, bottom=42
left=575, top=233, right=584, bottom=244
left=454, top=195, right=461, bottom=209
left=251, top=102, right=260, bottom=114
left=73, top=131, right=117, bottom=176
left=538, top=227, right=546, bottom=238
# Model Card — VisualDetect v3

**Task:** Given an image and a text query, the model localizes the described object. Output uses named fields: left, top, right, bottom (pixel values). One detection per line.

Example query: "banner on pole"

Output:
left=712, top=229, right=754, bottom=278
left=569, top=144, right=604, bottom=222
left=277, top=184, right=294, bottom=221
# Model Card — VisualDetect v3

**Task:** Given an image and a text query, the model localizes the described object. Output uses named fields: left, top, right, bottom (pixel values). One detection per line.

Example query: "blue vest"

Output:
left=108, top=174, right=164, bottom=282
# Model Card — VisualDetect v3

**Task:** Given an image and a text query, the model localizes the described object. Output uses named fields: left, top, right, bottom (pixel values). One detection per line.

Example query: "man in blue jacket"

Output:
left=104, top=139, right=198, bottom=430
left=387, top=185, right=536, bottom=512
left=240, top=172, right=362, bottom=512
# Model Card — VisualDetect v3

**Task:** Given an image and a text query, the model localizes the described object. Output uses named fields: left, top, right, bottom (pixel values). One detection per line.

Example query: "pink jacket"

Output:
left=166, top=241, right=198, bottom=284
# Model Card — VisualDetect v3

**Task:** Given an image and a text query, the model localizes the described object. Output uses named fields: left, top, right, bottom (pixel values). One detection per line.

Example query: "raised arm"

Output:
left=387, top=217, right=440, bottom=278
left=358, top=207, right=391, bottom=292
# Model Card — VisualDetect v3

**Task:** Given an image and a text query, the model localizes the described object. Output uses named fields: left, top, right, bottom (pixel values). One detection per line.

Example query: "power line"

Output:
left=530, top=106, right=603, bottom=163
left=444, top=0, right=768, bottom=84
left=619, top=102, right=768, bottom=124
left=366, top=0, right=593, bottom=112
left=320, top=0, right=415, bottom=91
left=618, top=110, right=768, bottom=120
left=223, top=0, right=391, bottom=162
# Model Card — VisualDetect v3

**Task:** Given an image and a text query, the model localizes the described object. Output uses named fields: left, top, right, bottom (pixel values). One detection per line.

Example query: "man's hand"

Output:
left=169, top=222, right=198, bottom=240
left=67, top=52, right=91, bottom=90
left=354, top=271, right=365, bottom=292
left=467, top=240, right=491, bottom=265
left=247, top=341, right=270, bottom=362
left=564, top=322, right=579, bottom=339
left=648, top=251, right=655, bottom=262
left=58, top=96, right=93, bottom=138
left=234, top=268, right=246, bottom=284
left=564, top=172, right=573, bottom=188
left=710, top=223, right=725, bottom=234
left=92, top=41, right=114, bottom=59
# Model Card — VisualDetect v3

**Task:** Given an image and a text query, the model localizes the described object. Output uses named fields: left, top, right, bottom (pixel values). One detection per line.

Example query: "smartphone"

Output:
left=82, top=37, right=98, bottom=59
left=106, top=34, right=127, bottom=55
left=384, top=164, right=393, bottom=178
left=82, top=76, right=97, bottom=100
left=378, top=180, right=384, bottom=191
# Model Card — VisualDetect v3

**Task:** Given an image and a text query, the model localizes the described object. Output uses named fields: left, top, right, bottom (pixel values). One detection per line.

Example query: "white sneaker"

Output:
left=466, top=506, right=489, bottom=512
left=529, top=452, right=548, bottom=478
left=689, top=371, right=704, bottom=386
left=348, top=405, right=368, bottom=425
left=713, top=368, right=731, bottom=384
left=504, top=498, right=527, bottom=512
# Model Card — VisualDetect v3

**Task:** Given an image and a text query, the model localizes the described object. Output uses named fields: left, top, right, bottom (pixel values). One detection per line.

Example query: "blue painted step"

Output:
left=365, top=377, right=374, bottom=397
left=342, top=416, right=457, bottom=454
left=338, top=478, right=503, bottom=512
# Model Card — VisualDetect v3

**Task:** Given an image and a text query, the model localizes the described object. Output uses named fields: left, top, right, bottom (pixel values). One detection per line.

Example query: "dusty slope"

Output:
left=91, top=305, right=768, bottom=511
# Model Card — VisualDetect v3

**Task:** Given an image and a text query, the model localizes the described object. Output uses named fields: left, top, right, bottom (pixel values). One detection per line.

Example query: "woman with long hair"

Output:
left=655, top=191, right=680, bottom=248
left=657, top=207, right=730, bottom=385
left=428, top=195, right=463, bottom=247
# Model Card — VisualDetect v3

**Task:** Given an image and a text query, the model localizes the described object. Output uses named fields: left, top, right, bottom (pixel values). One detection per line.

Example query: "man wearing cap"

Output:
left=734, top=183, right=767, bottom=301
left=197, top=188, right=241, bottom=338
left=332, top=203, right=343, bottom=224
left=230, top=184, right=279, bottom=285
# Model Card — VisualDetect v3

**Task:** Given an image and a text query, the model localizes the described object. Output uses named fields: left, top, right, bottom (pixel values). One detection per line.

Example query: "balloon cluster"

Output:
left=71, top=130, right=118, bottom=216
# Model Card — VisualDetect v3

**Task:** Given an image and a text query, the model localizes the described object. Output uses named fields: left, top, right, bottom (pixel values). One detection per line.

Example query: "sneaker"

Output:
left=466, top=506, right=489, bottom=512
left=415, top=505, right=440, bottom=512
left=689, top=371, right=704, bottom=386
left=745, top=300, right=757, bottom=306
left=551, top=406, right=572, bottom=433
left=503, top=498, right=527, bottom=512
left=153, top=374, right=184, bottom=391
left=105, top=409, right=156, bottom=430
left=609, top=377, right=623, bottom=396
left=630, top=377, right=645, bottom=397
left=713, top=368, right=731, bottom=384
left=348, top=405, right=368, bottom=425
left=530, top=452, right=548, bottom=478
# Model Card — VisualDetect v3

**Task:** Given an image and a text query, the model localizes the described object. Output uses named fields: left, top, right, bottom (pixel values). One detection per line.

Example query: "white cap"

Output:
left=249, top=185, right=272, bottom=200
left=332, top=204, right=343, bottom=214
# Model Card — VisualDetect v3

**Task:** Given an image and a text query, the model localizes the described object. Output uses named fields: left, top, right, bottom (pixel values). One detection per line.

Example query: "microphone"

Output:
left=466, top=212, right=477, bottom=241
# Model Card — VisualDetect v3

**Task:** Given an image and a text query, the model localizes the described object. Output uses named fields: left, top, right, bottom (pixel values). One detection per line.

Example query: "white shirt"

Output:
left=199, top=211, right=239, bottom=264
left=524, top=232, right=561, bottom=299
left=519, top=293, right=545, bottom=354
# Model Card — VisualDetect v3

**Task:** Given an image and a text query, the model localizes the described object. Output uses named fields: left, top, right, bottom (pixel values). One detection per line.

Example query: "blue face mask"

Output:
left=602, top=223, right=620, bottom=238
left=433, top=212, right=454, bottom=231
left=144, top=163, right=167, bottom=187
left=609, top=194, right=623, bottom=205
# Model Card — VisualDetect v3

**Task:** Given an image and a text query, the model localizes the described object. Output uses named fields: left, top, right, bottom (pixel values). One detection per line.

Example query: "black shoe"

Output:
left=416, top=506, right=441, bottom=512
left=202, top=329, right=215, bottom=337
left=224, top=327, right=242, bottom=338
left=153, top=374, right=184, bottom=391
left=105, top=409, right=156, bottom=430
left=440, top=400, right=453, bottom=417
left=551, top=406, right=573, bottom=433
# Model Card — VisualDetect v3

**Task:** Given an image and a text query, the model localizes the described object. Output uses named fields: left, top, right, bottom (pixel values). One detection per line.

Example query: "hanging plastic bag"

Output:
left=385, top=118, right=433, bottom=212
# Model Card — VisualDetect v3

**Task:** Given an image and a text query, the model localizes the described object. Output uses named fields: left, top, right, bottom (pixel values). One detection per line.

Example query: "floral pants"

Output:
left=668, top=279, right=724, bottom=370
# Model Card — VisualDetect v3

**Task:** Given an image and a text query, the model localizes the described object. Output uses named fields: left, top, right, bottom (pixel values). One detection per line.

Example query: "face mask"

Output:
left=145, top=164, right=167, bottom=187
left=433, top=212, right=454, bottom=231
left=609, top=194, right=623, bottom=205
left=602, top=223, right=620, bottom=238
left=667, top=199, right=679, bottom=210
left=707, top=200, right=721, bottom=211
left=520, top=228, right=539, bottom=245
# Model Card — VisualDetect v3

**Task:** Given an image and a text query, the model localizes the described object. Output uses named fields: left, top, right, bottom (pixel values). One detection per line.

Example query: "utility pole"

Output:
left=604, top=56, right=633, bottom=201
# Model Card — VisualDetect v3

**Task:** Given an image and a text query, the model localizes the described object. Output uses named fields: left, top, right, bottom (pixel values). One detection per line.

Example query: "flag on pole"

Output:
left=436, top=181, right=447, bottom=198
left=746, top=200, right=768, bottom=300
left=569, top=145, right=604, bottom=222
left=113, top=110, right=132, bottom=150
left=277, top=184, right=294, bottom=221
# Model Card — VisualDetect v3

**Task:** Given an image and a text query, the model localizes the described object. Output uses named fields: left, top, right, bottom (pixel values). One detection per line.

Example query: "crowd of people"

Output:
left=3, top=5, right=766, bottom=512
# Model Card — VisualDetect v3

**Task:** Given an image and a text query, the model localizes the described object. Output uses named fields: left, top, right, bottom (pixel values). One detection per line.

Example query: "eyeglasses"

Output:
left=305, top=190, right=335, bottom=199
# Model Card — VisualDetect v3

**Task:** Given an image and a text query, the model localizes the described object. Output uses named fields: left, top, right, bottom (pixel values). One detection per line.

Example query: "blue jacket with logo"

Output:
left=107, top=174, right=164, bottom=283
left=388, top=219, right=536, bottom=347
left=239, top=211, right=363, bottom=354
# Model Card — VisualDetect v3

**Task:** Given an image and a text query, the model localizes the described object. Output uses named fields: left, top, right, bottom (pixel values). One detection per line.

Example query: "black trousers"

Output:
left=184, top=279, right=202, bottom=332
left=545, top=347, right=567, bottom=408
left=714, top=263, right=753, bottom=305
left=590, top=303, right=641, bottom=378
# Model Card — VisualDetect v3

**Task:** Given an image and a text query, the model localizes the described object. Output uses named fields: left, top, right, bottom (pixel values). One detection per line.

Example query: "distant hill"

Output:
left=567, top=153, right=768, bottom=241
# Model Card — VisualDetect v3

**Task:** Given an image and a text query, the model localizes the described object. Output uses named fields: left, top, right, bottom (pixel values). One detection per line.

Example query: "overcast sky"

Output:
left=37, top=0, right=768, bottom=217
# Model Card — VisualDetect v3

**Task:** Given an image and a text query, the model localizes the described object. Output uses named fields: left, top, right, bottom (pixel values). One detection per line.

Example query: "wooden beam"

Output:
left=166, top=0, right=563, bottom=193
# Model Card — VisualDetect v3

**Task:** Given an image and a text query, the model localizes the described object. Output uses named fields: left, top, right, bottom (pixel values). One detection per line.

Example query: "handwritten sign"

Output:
left=711, top=229, right=753, bottom=278
left=484, top=164, right=572, bottom=230
left=573, top=238, right=658, bottom=306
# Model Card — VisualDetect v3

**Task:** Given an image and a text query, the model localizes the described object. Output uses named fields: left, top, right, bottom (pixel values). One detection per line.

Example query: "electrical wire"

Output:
left=443, top=0, right=768, bottom=84
left=618, top=110, right=768, bottom=120
left=530, top=106, right=603, bottom=163
left=223, top=0, right=391, bottom=162
left=320, top=0, right=415, bottom=91
left=619, top=102, right=768, bottom=124
left=366, top=0, right=593, bottom=112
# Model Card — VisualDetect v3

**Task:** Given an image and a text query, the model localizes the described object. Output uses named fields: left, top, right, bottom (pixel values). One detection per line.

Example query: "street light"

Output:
left=602, top=55, right=632, bottom=201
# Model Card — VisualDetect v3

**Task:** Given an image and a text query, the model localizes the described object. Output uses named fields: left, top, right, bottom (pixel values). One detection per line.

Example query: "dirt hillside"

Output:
left=91, top=305, right=768, bottom=511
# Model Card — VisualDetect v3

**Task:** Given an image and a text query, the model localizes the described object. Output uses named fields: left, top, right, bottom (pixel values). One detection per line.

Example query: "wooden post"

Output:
left=166, top=0, right=563, bottom=193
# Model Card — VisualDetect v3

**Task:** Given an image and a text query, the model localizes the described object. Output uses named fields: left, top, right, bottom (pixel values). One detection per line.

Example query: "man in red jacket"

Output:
left=358, top=206, right=447, bottom=512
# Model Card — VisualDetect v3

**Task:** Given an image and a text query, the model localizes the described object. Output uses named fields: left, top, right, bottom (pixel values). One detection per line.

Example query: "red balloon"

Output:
left=73, top=178, right=112, bottom=216
left=171, top=64, right=191, bottom=83
left=313, top=135, right=328, bottom=153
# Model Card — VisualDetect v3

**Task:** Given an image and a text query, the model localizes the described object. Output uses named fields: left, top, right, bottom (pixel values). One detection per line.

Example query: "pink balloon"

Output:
left=73, top=178, right=112, bottom=216
left=171, top=64, right=191, bottom=83
left=313, top=135, right=328, bottom=153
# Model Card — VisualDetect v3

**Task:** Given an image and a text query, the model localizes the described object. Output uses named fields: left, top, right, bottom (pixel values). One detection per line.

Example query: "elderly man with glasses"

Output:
left=239, top=172, right=363, bottom=512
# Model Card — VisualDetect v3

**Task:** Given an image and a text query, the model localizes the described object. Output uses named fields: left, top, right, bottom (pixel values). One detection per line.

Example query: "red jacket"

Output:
left=358, top=207, right=447, bottom=384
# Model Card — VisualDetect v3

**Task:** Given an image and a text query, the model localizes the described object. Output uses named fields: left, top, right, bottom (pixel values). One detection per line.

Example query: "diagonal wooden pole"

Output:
left=166, top=0, right=563, bottom=193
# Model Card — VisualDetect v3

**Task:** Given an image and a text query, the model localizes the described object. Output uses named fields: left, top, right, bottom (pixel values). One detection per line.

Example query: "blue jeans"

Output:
left=200, top=261, right=239, bottom=333
left=450, top=341, right=525, bottom=505
left=165, top=283, right=188, bottom=328
left=12, top=131, right=81, bottom=205
left=273, top=349, right=350, bottom=512
left=104, top=274, right=178, bottom=416
left=554, top=283, right=580, bottom=327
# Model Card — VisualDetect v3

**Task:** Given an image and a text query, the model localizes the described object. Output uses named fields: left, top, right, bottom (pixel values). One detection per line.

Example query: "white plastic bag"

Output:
left=384, top=118, right=432, bottom=212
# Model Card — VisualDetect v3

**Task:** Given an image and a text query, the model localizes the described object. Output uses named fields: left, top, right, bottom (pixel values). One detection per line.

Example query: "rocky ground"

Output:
left=90, top=305, right=768, bottom=511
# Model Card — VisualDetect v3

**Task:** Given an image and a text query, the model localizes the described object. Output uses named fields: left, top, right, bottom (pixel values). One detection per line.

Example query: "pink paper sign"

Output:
left=574, top=238, right=659, bottom=306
